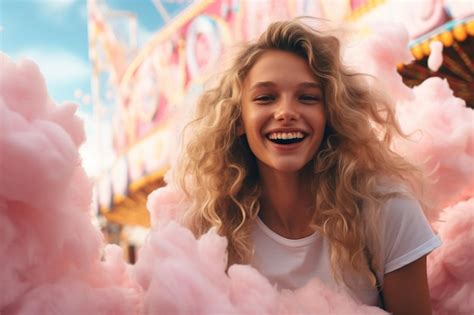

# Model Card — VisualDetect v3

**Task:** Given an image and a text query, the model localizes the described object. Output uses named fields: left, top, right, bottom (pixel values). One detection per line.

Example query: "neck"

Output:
left=258, top=164, right=315, bottom=239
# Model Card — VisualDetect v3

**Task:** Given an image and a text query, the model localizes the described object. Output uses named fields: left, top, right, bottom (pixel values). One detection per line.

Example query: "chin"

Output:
left=264, top=159, right=312, bottom=174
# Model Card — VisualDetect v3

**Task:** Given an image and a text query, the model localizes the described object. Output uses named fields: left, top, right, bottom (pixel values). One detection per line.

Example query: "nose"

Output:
left=274, top=97, right=299, bottom=122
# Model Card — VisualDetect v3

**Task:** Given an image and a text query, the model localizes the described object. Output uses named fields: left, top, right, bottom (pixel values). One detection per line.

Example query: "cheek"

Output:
left=241, top=110, right=262, bottom=134
left=302, top=107, right=325, bottom=129
left=241, top=115, right=265, bottom=152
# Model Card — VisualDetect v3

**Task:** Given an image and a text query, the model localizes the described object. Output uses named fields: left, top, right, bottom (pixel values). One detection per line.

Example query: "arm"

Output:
left=382, top=255, right=432, bottom=315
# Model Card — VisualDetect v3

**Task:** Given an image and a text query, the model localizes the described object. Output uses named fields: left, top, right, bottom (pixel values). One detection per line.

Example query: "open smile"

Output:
left=266, top=131, right=307, bottom=145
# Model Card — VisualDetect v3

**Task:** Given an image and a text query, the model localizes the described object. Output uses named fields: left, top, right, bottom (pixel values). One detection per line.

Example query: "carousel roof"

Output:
left=399, top=17, right=474, bottom=108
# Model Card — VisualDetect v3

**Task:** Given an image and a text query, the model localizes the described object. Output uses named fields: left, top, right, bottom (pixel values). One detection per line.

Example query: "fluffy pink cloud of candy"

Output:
left=343, top=24, right=474, bottom=219
left=133, top=221, right=386, bottom=315
left=342, top=22, right=415, bottom=102
left=428, top=198, right=474, bottom=314
left=146, top=184, right=189, bottom=226
left=395, top=77, right=474, bottom=215
left=0, top=53, right=140, bottom=314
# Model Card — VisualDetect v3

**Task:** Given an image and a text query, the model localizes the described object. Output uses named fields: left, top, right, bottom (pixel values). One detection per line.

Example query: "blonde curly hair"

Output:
left=174, top=19, right=420, bottom=287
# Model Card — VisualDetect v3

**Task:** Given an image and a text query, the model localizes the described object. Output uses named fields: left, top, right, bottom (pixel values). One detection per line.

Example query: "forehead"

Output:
left=243, top=50, right=320, bottom=89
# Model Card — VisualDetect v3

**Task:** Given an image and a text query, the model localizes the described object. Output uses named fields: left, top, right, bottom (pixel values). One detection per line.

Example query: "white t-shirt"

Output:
left=250, top=195, right=442, bottom=306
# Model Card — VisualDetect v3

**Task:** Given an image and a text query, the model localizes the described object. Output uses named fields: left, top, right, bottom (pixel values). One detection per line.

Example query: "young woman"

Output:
left=174, top=19, right=441, bottom=314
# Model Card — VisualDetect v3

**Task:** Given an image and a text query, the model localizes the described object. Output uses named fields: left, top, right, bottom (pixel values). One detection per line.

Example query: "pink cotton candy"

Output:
left=133, top=220, right=388, bottom=315
left=0, top=55, right=140, bottom=314
left=0, top=54, right=86, bottom=210
left=0, top=104, right=78, bottom=210
left=346, top=22, right=474, bottom=217
left=343, top=23, right=415, bottom=102
left=146, top=184, right=189, bottom=225
left=227, top=264, right=279, bottom=314
left=394, top=77, right=474, bottom=216
left=428, top=41, right=443, bottom=71
left=11, top=278, right=139, bottom=315
left=428, top=198, right=474, bottom=315
left=134, top=222, right=236, bottom=314
left=0, top=53, right=52, bottom=121
left=48, top=101, right=86, bottom=147
left=278, top=278, right=386, bottom=315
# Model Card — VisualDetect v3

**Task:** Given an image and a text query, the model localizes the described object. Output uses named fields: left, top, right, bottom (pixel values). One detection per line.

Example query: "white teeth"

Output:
left=268, top=132, right=304, bottom=140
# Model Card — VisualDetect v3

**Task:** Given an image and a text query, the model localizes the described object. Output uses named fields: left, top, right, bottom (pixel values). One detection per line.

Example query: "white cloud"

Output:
left=34, top=0, right=85, bottom=24
left=15, top=48, right=91, bottom=86
left=38, top=0, right=77, bottom=12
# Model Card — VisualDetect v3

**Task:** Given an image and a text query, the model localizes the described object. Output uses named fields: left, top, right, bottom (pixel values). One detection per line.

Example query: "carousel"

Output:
left=400, top=18, right=473, bottom=108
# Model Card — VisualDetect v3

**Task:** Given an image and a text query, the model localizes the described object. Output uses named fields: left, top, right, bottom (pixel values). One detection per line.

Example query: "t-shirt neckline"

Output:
left=256, top=216, right=318, bottom=247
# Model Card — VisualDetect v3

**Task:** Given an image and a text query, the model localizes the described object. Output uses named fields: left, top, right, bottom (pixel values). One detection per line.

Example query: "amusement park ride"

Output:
left=87, top=0, right=473, bottom=260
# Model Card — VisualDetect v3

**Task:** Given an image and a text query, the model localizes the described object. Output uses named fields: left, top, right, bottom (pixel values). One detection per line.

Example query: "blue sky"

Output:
left=0, top=0, right=191, bottom=115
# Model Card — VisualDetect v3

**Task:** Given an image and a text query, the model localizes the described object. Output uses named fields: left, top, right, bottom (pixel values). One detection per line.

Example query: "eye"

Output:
left=299, top=94, right=322, bottom=104
left=253, top=95, right=276, bottom=104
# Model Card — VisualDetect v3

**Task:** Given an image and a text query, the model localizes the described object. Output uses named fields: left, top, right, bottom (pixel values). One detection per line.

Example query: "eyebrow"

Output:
left=298, top=82, right=322, bottom=89
left=249, top=81, right=322, bottom=91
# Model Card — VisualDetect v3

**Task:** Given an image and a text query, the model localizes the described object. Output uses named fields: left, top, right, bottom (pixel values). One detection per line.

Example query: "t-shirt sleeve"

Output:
left=380, top=196, right=442, bottom=274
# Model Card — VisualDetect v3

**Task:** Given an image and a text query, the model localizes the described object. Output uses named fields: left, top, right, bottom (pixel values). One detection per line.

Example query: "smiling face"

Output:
left=240, top=49, right=327, bottom=174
